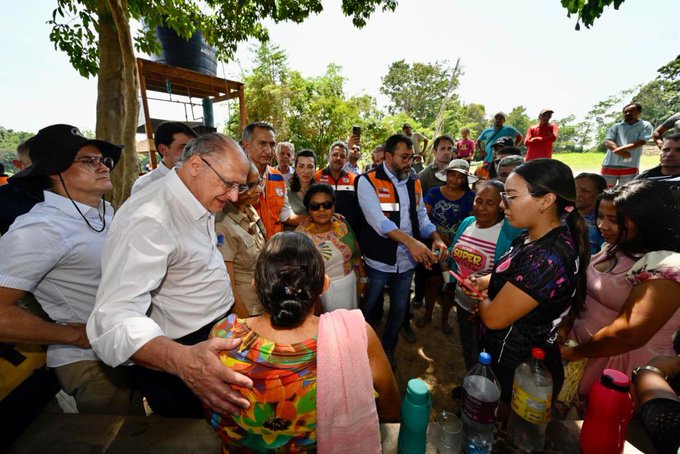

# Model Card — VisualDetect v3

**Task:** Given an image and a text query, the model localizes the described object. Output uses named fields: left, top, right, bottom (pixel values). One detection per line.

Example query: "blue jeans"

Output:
left=361, top=265, right=414, bottom=352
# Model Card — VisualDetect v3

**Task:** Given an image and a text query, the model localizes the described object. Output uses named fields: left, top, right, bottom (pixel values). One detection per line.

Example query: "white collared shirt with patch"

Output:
left=0, top=191, right=113, bottom=367
left=88, top=169, right=233, bottom=367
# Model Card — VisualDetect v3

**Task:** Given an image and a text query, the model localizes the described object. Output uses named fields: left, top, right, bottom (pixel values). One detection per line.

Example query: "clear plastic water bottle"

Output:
left=461, top=351, right=500, bottom=453
left=507, top=347, right=553, bottom=452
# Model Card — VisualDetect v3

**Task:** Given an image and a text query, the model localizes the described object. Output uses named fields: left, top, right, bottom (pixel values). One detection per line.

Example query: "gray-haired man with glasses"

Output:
left=0, top=124, right=141, bottom=415
left=88, top=133, right=254, bottom=418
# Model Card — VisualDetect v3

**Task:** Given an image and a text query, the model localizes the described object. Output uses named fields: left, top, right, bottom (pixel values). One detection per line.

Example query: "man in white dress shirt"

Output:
left=131, top=121, right=196, bottom=194
left=0, top=124, right=139, bottom=414
left=88, top=133, right=254, bottom=418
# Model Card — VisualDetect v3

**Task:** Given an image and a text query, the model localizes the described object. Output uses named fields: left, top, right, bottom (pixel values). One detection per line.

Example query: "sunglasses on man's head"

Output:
left=308, top=200, right=334, bottom=211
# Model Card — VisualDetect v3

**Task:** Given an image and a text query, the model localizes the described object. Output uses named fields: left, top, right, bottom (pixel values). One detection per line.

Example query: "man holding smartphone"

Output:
left=344, top=126, right=363, bottom=175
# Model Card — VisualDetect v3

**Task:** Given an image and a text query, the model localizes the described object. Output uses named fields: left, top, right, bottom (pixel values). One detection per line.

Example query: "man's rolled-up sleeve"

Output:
left=87, top=217, right=174, bottom=367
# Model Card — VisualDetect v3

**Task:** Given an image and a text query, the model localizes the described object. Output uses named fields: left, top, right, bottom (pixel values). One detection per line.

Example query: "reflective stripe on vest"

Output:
left=380, top=203, right=400, bottom=211
left=335, top=185, right=355, bottom=192
left=365, top=171, right=423, bottom=212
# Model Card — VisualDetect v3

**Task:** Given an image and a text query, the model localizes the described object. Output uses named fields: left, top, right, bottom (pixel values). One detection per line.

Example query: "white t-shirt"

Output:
left=450, top=221, right=503, bottom=312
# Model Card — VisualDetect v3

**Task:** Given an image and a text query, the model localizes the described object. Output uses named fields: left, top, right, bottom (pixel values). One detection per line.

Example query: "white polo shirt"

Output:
left=0, top=191, right=113, bottom=367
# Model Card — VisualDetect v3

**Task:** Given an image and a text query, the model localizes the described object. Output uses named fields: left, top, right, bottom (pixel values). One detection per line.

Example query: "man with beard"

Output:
left=356, top=134, right=447, bottom=370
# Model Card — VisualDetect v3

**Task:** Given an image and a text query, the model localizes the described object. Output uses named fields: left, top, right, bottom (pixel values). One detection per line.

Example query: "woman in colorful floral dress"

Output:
left=207, top=232, right=399, bottom=453
left=297, top=184, right=366, bottom=312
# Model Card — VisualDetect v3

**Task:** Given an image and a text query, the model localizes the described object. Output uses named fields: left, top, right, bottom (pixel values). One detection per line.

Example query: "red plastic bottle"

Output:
left=580, top=369, right=634, bottom=454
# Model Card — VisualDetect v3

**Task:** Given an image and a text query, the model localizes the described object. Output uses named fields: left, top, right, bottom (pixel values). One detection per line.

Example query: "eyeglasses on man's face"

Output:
left=396, top=153, right=414, bottom=162
left=200, top=156, right=249, bottom=194
left=74, top=156, right=114, bottom=170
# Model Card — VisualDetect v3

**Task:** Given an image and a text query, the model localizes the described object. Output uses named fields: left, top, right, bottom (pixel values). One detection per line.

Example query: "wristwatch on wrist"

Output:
left=632, top=365, right=668, bottom=383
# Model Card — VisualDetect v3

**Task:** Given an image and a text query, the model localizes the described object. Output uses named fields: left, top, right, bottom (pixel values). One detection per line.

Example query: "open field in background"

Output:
left=552, top=152, right=660, bottom=174
left=471, top=152, right=661, bottom=176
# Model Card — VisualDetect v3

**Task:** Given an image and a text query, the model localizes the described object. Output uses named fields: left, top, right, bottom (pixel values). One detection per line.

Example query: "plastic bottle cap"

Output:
left=601, top=369, right=630, bottom=391
left=531, top=347, right=545, bottom=360
left=479, top=352, right=492, bottom=365
left=406, top=379, right=430, bottom=405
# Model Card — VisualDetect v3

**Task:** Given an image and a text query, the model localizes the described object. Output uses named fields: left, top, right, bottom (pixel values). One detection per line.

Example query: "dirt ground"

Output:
left=374, top=297, right=466, bottom=419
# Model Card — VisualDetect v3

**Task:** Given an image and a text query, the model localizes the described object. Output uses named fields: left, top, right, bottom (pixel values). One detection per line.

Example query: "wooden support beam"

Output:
left=137, top=59, right=157, bottom=169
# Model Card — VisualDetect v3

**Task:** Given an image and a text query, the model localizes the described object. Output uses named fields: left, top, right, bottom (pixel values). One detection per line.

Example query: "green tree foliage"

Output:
left=0, top=127, right=34, bottom=175
left=47, top=0, right=397, bottom=206
left=228, top=43, right=390, bottom=168
left=580, top=87, right=636, bottom=152
left=552, top=115, right=581, bottom=153
left=438, top=102, right=487, bottom=141
left=632, top=55, right=680, bottom=126
left=49, top=0, right=397, bottom=79
left=561, top=0, right=627, bottom=30
left=380, top=60, right=458, bottom=126
left=506, top=106, right=532, bottom=151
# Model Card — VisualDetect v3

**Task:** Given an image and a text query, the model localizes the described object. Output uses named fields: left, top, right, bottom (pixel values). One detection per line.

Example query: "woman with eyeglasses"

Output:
left=443, top=180, right=523, bottom=374
left=297, top=184, right=366, bottom=312
left=561, top=180, right=680, bottom=405
left=287, top=149, right=317, bottom=216
left=463, top=158, right=590, bottom=406
left=215, top=161, right=267, bottom=316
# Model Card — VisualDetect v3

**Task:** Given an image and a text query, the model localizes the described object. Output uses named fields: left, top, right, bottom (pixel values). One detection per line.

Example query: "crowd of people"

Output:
left=0, top=104, right=679, bottom=452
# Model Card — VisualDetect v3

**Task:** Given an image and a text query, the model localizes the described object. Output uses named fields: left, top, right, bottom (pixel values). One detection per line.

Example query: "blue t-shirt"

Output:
left=424, top=187, right=475, bottom=240
left=602, top=120, right=652, bottom=169
left=478, top=126, right=520, bottom=162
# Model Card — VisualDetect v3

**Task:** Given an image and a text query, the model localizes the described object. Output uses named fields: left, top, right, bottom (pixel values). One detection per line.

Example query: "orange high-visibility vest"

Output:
left=256, top=167, right=286, bottom=239
left=357, top=165, right=423, bottom=265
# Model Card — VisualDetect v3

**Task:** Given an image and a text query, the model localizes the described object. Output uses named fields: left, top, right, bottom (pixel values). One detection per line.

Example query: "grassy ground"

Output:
left=548, top=152, right=659, bottom=174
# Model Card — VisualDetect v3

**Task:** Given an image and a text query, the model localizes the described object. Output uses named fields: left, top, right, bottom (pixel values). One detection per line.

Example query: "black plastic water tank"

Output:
left=152, top=26, right=217, bottom=76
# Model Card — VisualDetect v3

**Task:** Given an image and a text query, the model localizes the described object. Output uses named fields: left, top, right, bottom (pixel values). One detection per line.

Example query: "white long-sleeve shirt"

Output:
left=87, top=169, right=233, bottom=367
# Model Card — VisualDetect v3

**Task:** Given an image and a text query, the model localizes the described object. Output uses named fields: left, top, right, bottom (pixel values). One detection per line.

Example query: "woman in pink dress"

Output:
left=562, top=180, right=680, bottom=396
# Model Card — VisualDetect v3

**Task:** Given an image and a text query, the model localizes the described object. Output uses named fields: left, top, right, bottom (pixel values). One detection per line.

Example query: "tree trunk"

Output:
left=96, top=0, right=139, bottom=208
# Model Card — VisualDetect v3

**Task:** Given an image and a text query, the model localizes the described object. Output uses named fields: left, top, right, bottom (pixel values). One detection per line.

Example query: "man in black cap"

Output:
left=0, top=124, right=140, bottom=414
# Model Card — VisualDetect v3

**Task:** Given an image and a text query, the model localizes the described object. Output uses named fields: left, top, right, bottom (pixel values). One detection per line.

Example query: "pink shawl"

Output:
left=317, top=309, right=382, bottom=453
